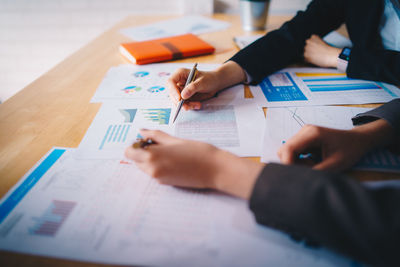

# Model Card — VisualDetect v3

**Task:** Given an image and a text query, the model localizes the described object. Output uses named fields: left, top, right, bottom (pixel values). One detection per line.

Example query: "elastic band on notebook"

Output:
left=161, top=42, right=183, bottom=60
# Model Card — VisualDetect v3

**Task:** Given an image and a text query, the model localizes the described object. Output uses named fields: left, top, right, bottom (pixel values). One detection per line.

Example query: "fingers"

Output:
left=278, top=125, right=323, bottom=164
left=181, top=80, right=201, bottom=100
left=313, top=157, right=338, bottom=171
left=167, top=68, right=190, bottom=104
left=183, top=101, right=202, bottom=110
left=124, top=145, right=151, bottom=163
left=139, top=129, right=177, bottom=145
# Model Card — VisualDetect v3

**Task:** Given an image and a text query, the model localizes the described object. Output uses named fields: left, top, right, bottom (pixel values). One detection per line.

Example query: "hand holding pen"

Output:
left=166, top=63, right=227, bottom=115
left=172, top=63, right=198, bottom=123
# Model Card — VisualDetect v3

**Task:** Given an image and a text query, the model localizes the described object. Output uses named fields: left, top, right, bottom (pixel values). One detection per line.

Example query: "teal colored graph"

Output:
left=133, top=71, right=149, bottom=77
left=119, top=109, right=137, bottom=123
left=147, top=86, right=165, bottom=93
left=142, top=109, right=171, bottom=125
left=99, top=124, right=131, bottom=150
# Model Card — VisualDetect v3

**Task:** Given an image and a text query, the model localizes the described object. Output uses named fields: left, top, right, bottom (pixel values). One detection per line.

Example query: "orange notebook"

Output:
left=119, top=33, right=215, bottom=65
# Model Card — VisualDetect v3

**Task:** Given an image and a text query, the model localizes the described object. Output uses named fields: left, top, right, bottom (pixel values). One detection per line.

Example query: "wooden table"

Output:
left=0, top=14, right=398, bottom=267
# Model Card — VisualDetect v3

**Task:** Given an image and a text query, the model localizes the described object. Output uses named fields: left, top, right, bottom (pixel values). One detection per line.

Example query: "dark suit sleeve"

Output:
left=352, top=98, right=400, bottom=136
left=344, top=0, right=400, bottom=86
left=229, top=0, right=346, bottom=85
left=347, top=47, right=400, bottom=86
left=249, top=163, right=400, bottom=266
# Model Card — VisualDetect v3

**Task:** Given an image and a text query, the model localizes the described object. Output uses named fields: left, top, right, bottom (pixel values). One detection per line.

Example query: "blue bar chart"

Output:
left=296, top=72, right=381, bottom=92
left=99, top=124, right=131, bottom=150
left=259, top=73, right=308, bottom=102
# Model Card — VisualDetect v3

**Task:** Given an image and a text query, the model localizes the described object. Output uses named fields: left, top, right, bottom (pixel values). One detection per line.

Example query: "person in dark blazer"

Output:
left=166, top=0, right=399, bottom=111
left=125, top=0, right=400, bottom=265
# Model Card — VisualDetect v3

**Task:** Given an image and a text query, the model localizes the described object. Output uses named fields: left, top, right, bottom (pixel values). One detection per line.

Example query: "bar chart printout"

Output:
left=99, top=124, right=131, bottom=150
left=30, top=200, right=76, bottom=236
left=296, top=72, right=381, bottom=92
left=255, top=68, right=399, bottom=106
left=142, top=108, right=171, bottom=125
left=259, top=72, right=308, bottom=102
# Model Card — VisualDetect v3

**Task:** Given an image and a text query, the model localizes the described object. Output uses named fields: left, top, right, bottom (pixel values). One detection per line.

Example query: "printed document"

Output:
left=91, top=63, right=243, bottom=104
left=251, top=68, right=400, bottom=107
left=0, top=147, right=355, bottom=267
left=78, top=101, right=264, bottom=158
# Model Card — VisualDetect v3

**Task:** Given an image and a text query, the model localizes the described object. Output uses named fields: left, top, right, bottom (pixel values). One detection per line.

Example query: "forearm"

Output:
left=351, top=118, right=396, bottom=151
left=212, top=149, right=263, bottom=199
left=352, top=99, right=400, bottom=144
left=214, top=61, right=247, bottom=90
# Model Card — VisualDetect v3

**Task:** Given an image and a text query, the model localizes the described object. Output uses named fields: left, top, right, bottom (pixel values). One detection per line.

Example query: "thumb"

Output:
left=278, top=125, right=322, bottom=164
left=139, top=129, right=177, bottom=145
left=313, top=156, right=342, bottom=172
left=181, top=81, right=200, bottom=100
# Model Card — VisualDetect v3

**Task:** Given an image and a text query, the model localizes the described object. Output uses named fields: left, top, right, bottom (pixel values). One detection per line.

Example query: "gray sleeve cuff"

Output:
left=351, top=99, right=400, bottom=136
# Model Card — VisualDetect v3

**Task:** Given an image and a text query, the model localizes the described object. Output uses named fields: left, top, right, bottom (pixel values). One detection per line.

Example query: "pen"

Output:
left=132, top=139, right=156, bottom=149
left=172, top=63, right=198, bottom=123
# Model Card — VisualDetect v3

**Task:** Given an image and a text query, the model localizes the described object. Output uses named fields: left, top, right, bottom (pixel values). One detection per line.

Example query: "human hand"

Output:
left=167, top=68, right=221, bottom=110
left=167, top=61, right=247, bottom=110
left=277, top=125, right=368, bottom=172
left=125, top=130, right=263, bottom=199
left=304, top=35, right=341, bottom=68
left=277, top=119, right=396, bottom=172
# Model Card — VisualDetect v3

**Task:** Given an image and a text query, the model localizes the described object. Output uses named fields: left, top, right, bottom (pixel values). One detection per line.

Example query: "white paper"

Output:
left=251, top=67, right=400, bottom=107
left=0, top=148, right=218, bottom=266
left=261, top=106, right=400, bottom=173
left=120, top=15, right=230, bottom=41
left=77, top=102, right=174, bottom=159
left=0, top=147, right=356, bottom=266
left=233, top=31, right=351, bottom=50
left=78, top=99, right=264, bottom=158
left=91, top=63, right=221, bottom=104
left=213, top=195, right=355, bottom=267
left=174, top=101, right=265, bottom=157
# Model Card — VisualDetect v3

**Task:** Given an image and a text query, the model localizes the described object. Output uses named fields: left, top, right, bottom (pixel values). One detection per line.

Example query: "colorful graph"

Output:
left=99, top=124, right=131, bottom=150
left=259, top=73, right=307, bottom=101
left=296, top=72, right=382, bottom=92
left=133, top=71, right=149, bottom=77
left=122, top=86, right=141, bottom=94
left=142, top=109, right=171, bottom=125
left=158, top=72, right=170, bottom=77
left=147, top=86, right=165, bottom=93
left=30, top=200, right=76, bottom=236
left=119, top=109, right=137, bottom=123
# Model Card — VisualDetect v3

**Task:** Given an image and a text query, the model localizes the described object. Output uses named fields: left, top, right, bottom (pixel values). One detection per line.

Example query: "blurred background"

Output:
left=0, top=0, right=311, bottom=103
